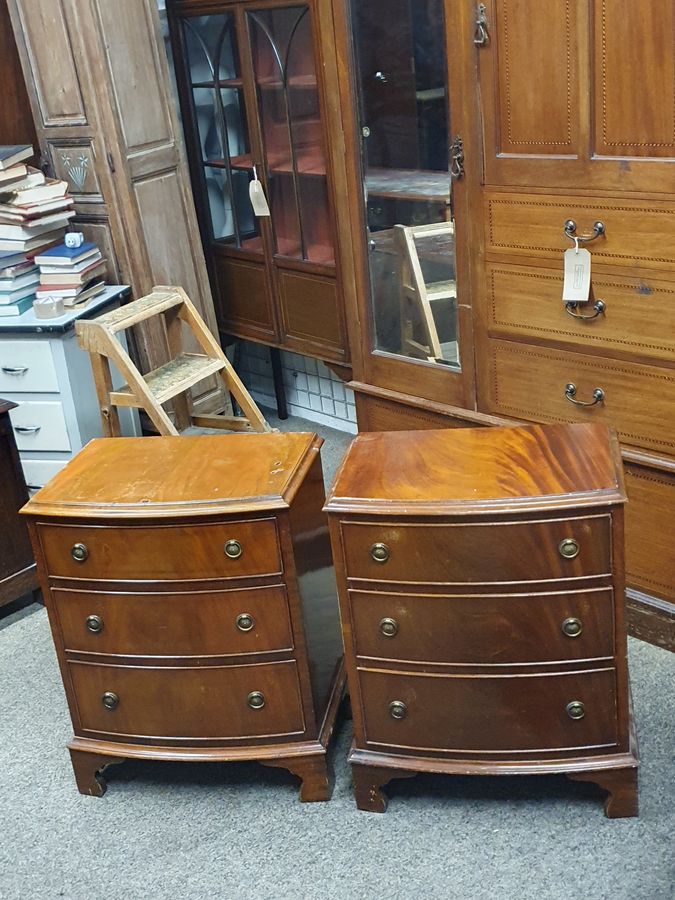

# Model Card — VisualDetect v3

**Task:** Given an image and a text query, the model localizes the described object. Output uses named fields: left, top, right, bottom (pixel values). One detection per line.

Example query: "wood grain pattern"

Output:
left=350, top=586, right=615, bottom=664
left=69, top=659, right=305, bottom=741
left=54, top=584, right=294, bottom=658
left=486, top=339, right=675, bottom=455
left=24, top=433, right=343, bottom=799
left=359, top=666, right=618, bottom=754
left=486, top=263, right=675, bottom=366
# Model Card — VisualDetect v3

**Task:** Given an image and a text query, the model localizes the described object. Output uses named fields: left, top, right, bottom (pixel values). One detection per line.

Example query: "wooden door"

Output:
left=8, top=0, right=223, bottom=414
left=476, top=0, right=675, bottom=193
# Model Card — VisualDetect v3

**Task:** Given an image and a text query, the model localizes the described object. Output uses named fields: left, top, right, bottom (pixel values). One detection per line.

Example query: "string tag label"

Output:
left=249, top=166, right=270, bottom=217
left=562, top=245, right=591, bottom=304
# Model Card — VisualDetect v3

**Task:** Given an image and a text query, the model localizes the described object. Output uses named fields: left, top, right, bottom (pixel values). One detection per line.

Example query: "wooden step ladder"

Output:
left=76, top=285, right=271, bottom=436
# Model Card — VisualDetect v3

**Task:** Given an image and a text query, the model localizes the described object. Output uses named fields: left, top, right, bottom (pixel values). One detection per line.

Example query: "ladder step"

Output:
left=110, top=353, right=226, bottom=407
left=426, top=280, right=457, bottom=300
left=91, top=289, right=184, bottom=332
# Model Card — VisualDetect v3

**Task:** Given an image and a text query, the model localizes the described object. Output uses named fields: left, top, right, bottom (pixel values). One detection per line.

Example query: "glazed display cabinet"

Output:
left=167, top=0, right=348, bottom=364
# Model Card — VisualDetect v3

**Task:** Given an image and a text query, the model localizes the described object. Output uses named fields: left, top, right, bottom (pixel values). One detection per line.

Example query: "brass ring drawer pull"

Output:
left=224, top=539, right=242, bottom=559
left=101, top=691, right=119, bottom=711
left=86, top=615, right=104, bottom=634
left=379, top=617, right=398, bottom=638
left=559, top=538, right=580, bottom=560
left=564, top=219, right=605, bottom=244
left=71, top=543, right=89, bottom=562
left=389, top=700, right=407, bottom=720
left=236, top=613, right=255, bottom=632
left=565, top=300, right=605, bottom=321
left=565, top=383, right=605, bottom=407
left=566, top=700, right=585, bottom=720
left=370, top=542, right=390, bottom=563
left=562, top=617, right=583, bottom=638
left=247, top=691, right=265, bottom=710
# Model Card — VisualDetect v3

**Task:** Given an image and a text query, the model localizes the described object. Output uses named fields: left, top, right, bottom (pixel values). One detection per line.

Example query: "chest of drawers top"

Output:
left=325, top=422, right=625, bottom=518
left=22, top=432, right=322, bottom=522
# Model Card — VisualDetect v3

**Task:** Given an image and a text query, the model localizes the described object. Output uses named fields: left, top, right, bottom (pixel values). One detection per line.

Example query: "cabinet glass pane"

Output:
left=248, top=6, right=334, bottom=264
left=350, top=0, right=459, bottom=369
left=184, top=14, right=260, bottom=251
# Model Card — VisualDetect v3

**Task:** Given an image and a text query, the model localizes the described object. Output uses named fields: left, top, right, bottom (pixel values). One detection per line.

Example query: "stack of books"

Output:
left=0, top=145, right=75, bottom=248
left=0, top=249, right=40, bottom=317
left=35, top=241, right=106, bottom=307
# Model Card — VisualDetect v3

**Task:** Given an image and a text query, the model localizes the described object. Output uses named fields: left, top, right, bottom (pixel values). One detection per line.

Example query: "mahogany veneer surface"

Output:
left=23, top=433, right=344, bottom=800
left=325, top=423, right=638, bottom=817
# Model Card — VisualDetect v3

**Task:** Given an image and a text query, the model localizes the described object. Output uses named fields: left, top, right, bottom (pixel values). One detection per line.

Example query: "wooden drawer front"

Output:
left=360, top=668, right=617, bottom=754
left=625, top=465, right=675, bottom=602
left=54, top=585, right=293, bottom=657
left=69, top=660, right=304, bottom=740
left=0, top=340, right=58, bottom=393
left=38, top=518, right=282, bottom=581
left=486, top=263, right=675, bottom=365
left=341, top=517, right=611, bottom=584
left=486, top=193, right=675, bottom=271
left=487, top=339, right=675, bottom=455
left=350, top=588, right=614, bottom=664
left=10, top=401, right=71, bottom=452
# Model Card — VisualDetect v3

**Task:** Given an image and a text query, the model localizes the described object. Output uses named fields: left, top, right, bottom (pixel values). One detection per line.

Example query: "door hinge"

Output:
left=450, top=135, right=464, bottom=180
left=474, top=3, right=489, bottom=46
left=106, top=149, right=116, bottom=174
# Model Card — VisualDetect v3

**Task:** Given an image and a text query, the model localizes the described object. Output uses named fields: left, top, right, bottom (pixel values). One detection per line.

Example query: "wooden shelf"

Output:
left=257, top=74, right=318, bottom=90
left=366, top=168, right=450, bottom=203
left=275, top=237, right=335, bottom=266
left=191, top=78, right=243, bottom=89
left=206, top=152, right=326, bottom=177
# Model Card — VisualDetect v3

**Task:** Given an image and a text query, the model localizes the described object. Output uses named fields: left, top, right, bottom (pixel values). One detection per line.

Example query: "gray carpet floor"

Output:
left=1, top=414, right=673, bottom=900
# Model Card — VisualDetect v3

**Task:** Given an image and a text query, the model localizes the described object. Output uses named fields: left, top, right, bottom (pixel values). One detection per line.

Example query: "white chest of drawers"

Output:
left=0, top=286, right=139, bottom=492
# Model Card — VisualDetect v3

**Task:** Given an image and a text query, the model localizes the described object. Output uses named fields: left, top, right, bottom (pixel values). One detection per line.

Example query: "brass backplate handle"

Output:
left=236, top=613, right=255, bottom=632
left=565, top=383, right=605, bottom=407
left=566, top=700, right=585, bottom=720
left=86, top=615, right=104, bottom=634
left=564, top=219, right=606, bottom=244
left=247, top=691, right=265, bottom=710
left=71, top=543, right=89, bottom=563
left=379, top=617, right=399, bottom=638
left=224, top=539, right=242, bottom=559
left=565, top=299, right=605, bottom=321
left=562, top=616, right=583, bottom=637
left=559, top=538, right=580, bottom=560
left=370, top=542, right=390, bottom=563
left=389, top=700, right=408, bottom=720
left=102, top=691, right=119, bottom=711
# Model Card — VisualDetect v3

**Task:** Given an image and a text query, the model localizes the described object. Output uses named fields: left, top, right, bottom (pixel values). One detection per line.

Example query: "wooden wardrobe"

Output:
left=7, top=0, right=222, bottom=414
left=329, top=0, right=675, bottom=649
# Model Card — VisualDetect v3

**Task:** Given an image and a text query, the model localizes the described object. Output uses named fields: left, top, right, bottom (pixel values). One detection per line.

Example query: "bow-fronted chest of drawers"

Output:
left=325, top=423, right=638, bottom=817
left=22, top=432, right=344, bottom=800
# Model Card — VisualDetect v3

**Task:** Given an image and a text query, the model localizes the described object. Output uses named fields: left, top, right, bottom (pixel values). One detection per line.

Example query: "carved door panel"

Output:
left=476, top=0, right=675, bottom=193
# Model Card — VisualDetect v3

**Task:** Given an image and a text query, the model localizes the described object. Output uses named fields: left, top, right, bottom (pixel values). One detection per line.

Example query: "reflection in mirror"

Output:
left=351, top=0, right=460, bottom=369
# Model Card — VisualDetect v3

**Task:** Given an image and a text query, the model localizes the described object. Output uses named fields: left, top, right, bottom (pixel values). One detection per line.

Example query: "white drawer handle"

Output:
left=2, top=366, right=29, bottom=376
left=14, top=425, right=42, bottom=435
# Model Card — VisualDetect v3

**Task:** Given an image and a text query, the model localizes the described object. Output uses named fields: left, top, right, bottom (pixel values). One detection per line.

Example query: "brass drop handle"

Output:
left=565, top=383, right=605, bottom=407
left=101, top=691, right=119, bottom=711
left=389, top=700, right=408, bottom=720
left=370, top=542, right=390, bottom=564
left=566, top=700, right=585, bottom=720
left=71, top=543, right=89, bottom=563
left=474, top=2, right=489, bottom=46
left=379, top=617, right=399, bottom=638
left=564, top=219, right=606, bottom=244
left=565, top=300, right=606, bottom=321
left=247, top=691, right=265, bottom=710
left=236, top=613, right=255, bottom=632
left=559, top=538, right=580, bottom=560
left=224, top=539, right=242, bottom=559
left=562, top=617, right=583, bottom=638
left=86, top=615, right=104, bottom=634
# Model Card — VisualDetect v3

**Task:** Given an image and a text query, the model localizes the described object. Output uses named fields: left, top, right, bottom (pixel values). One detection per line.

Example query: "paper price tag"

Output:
left=249, top=167, right=270, bottom=217
left=562, top=247, right=591, bottom=304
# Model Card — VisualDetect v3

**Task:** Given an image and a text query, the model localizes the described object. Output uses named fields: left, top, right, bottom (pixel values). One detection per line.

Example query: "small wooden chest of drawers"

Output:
left=22, top=433, right=345, bottom=800
left=325, top=423, right=638, bottom=817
